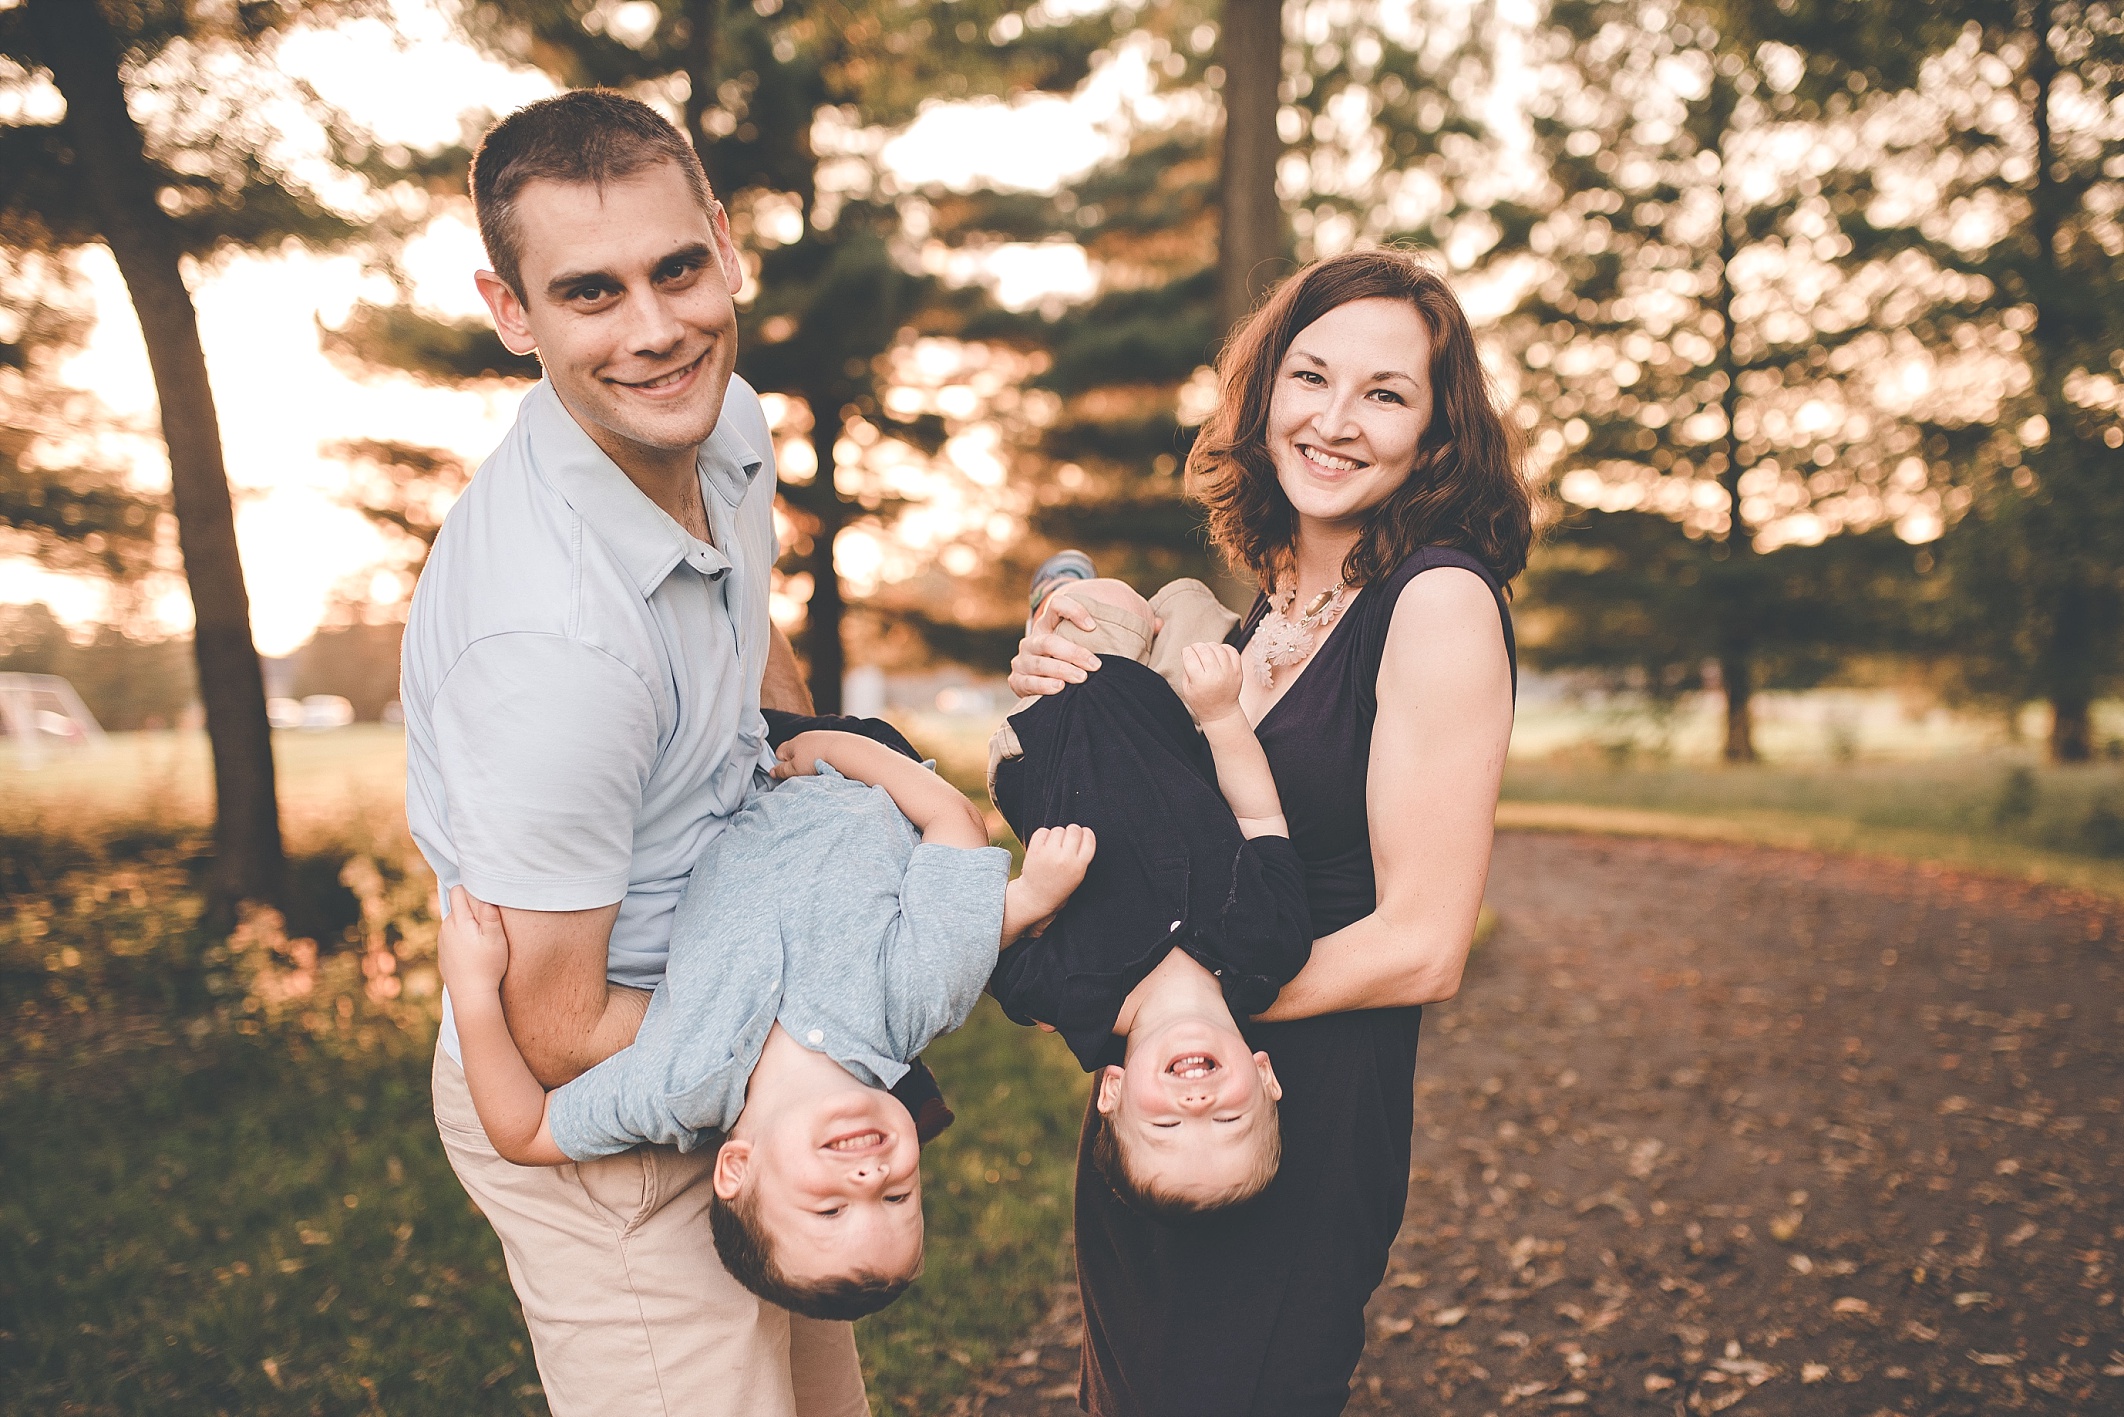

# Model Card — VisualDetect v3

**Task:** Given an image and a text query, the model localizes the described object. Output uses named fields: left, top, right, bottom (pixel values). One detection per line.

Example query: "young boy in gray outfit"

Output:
left=439, top=729, right=1094, bottom=1321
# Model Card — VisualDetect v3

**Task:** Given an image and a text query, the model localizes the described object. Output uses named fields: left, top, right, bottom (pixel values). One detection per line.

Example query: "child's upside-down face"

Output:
left=1099, top=1014, right=1284, bottom=1205
left=727, top=1084, right=926, bottom=1286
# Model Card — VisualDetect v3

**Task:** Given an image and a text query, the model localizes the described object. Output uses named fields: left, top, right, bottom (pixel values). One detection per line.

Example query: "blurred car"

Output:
left=267, top=695, right=356, bottom=729
left=300, top=695, right=355, bottom=729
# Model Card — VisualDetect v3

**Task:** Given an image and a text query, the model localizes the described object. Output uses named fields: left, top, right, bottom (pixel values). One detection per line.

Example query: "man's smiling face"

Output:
left=477, top=160, right=742, bottom=480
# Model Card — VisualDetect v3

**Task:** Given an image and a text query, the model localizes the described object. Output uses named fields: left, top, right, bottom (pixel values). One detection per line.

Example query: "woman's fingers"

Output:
left=1033, top=590, right=1100, bottom=636
left=1031, top=631, right=1102, bottom=672
left=1007, top=643, right=1101, bottom=698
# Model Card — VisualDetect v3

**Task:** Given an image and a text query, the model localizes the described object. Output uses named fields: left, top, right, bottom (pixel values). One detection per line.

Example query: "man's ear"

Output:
left=712, top=1138, right=752, bottom=1201
left=707, top=200, right=743, bottom=302
left=1252, top=1050, right=1282, bottom=1103
left=474, top=269, right=538, bottom=357
left=1095, top=1066, right=1125, bottom=1116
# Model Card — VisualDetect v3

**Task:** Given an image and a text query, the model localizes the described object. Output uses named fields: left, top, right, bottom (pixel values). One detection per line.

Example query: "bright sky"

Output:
left=6, top=0, right=1124, bottom=655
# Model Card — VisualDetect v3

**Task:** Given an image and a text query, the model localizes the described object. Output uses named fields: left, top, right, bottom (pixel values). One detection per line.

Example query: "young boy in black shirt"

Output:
left=989, top=577, right=1313, bottom=1216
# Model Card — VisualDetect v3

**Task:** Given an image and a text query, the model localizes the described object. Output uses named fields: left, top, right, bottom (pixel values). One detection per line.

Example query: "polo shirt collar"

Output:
left=525, top=379, right=766, bottom=597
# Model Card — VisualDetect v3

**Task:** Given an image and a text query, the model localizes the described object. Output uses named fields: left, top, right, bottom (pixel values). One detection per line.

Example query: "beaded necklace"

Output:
left=1254, top=579, right=1348, bottom=687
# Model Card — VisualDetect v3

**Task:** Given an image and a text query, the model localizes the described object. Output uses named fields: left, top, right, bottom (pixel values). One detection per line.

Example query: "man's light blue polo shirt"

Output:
left=402, top=376, right=780, bottom=1061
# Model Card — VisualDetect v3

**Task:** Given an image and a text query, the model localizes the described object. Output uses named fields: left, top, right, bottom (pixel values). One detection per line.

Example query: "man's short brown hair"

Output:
left=469, top=89, right=715, bottom=298
left=708, top=1185, right=916, bottom=1321
left=1088, top=1102, right=1283, bottom=1220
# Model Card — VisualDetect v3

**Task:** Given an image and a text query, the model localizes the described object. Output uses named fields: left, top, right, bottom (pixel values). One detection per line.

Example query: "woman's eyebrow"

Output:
left=1286, top=347, right=1416, bottom=384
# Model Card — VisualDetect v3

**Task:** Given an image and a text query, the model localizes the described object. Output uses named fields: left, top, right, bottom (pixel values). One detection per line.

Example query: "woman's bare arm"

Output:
left=1253, top=568, right=1513, bottom=1020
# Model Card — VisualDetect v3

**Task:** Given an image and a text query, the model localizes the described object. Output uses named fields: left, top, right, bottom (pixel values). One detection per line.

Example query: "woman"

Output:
left=1009, top=249, right=1533, bottom=1415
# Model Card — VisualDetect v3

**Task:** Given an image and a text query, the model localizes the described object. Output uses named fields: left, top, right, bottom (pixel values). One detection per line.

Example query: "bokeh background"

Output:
left=3, top=1, right=2121, bottom=1413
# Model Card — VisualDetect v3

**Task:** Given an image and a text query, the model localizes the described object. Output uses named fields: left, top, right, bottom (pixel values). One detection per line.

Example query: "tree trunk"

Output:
left=2021, top=1, right=2095, bottom=764
left=1718, top=644, right=1755, bottom=764
left=1217, top=0, right=1285, bottom=338
left=788, top=396, right=849, bottom=713
left=29, top=0, right=283, bottom=910
left=2045, top=580, right=2095, bottom=762
left=1711, top=118, right=1756, bottom=764
left=681, top=0, right=725, bottom=194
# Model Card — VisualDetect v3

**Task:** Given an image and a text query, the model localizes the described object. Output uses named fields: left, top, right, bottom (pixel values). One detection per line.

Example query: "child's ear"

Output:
left=1095, top=1066, right=1126, bottom=1116
left=1251, top=1050, right=1282, bottom=1103
left=712, top=1139, right=752, bottom=1201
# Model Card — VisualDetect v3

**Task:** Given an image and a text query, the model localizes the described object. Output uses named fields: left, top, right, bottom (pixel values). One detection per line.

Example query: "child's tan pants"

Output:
left=987, top=577, right=1241, bottom=803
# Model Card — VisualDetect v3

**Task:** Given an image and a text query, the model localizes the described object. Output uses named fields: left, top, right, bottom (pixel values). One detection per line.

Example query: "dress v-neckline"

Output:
left=1239, top=584, right=1365, bottom=732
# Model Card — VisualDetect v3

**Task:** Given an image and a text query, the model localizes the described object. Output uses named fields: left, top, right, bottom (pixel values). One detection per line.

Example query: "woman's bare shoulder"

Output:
left=1378, top=564, right=1511, bottom=699
left=1385, top=562, right=1501, bottom=629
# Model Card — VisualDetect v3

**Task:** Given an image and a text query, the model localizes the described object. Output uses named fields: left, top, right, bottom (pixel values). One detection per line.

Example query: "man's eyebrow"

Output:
left=543, top=243, right=714, bottom=299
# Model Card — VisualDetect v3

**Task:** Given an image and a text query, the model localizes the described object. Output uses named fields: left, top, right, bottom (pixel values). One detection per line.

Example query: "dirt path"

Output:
left=956, top=832, right=2124, bottom=1416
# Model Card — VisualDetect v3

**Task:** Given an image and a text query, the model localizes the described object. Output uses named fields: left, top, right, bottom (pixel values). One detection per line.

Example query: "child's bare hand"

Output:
left=771, top=731, right=833, bottom=780
left=1178, top=642, right=1245, bottom=722
left=438, top=885, right=510, bottom=997
left=1013, top=824, right=1096, bottom=922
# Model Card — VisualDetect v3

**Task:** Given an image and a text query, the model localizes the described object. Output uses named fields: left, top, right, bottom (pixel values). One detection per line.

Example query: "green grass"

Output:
left=1, top=724, right=1091, bottom=1415
left=0, top=997, right=1084, bottom=1416
left=1501, top=751, right=2124, bottom=899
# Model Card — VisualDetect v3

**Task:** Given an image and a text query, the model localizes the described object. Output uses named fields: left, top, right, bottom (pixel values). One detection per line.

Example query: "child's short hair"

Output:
left=708, top=1186, right=915, bottom=1320
left=1088, top=1101, right=1283, bottom=1219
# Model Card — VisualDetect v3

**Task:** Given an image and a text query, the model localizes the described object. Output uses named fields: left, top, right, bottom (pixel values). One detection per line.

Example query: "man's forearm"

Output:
left=492, top=901, right=649, bottom=1086
left=763, top=625, right=816, bottom=714
left=505, top=981, right=651, bottom=1087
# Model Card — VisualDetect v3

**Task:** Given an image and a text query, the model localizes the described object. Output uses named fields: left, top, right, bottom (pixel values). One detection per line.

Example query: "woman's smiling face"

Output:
left=1266, top=296, right=1437, bottom=540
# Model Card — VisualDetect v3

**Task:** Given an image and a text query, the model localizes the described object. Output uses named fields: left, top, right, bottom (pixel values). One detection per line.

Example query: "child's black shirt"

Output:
left=988, top=657, right=1314, bottom=1070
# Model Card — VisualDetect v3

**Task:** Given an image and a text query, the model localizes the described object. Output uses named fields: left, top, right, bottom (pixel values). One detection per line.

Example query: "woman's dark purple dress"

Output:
left=1072, top=547, right=1516, bottom=1417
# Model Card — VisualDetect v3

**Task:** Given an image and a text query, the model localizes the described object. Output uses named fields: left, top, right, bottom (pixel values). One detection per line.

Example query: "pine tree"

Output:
left=1507, top=0, right=1950, bottom=758
left=1792, top=0, right=2124, bottom=760
left=959, top=0, right=1511, bottom=616
left=7, top=0, right=413, bottom=909
left=335, top=0, right=1111, bottom=707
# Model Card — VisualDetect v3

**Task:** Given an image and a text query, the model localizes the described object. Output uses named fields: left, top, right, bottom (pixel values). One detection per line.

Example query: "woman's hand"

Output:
left=1007, top=592, right=1104, bottom=698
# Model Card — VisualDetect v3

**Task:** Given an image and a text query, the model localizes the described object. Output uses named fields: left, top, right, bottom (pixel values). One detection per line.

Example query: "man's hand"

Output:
left=1007, top=592, right=1103, bottom=698
left=439, top=886, right=511, bottom=998
left=1178, top=641, right=1246, bottom=726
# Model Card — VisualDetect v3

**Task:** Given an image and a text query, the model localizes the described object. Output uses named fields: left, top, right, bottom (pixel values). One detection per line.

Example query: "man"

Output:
left=400, top=91, right=868, bottom=1416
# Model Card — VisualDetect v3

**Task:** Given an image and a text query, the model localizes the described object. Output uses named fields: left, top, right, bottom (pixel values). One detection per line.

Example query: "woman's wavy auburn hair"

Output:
left=1187, top=249, right=1535, bottom=590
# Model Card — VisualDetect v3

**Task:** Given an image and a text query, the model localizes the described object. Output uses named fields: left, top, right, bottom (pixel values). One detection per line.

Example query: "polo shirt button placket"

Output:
left=807, top=1028, right=825, bottom=1045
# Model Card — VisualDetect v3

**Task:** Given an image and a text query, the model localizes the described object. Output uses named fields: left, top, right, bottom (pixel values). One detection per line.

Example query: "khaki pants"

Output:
left=989, top=577, right=1241, bottom=800
left=432, top=1050, right=869, bottom=1417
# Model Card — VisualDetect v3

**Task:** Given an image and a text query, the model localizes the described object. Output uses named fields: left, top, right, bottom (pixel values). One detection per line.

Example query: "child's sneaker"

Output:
left=1030, top=549, right=1096, bottom=622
